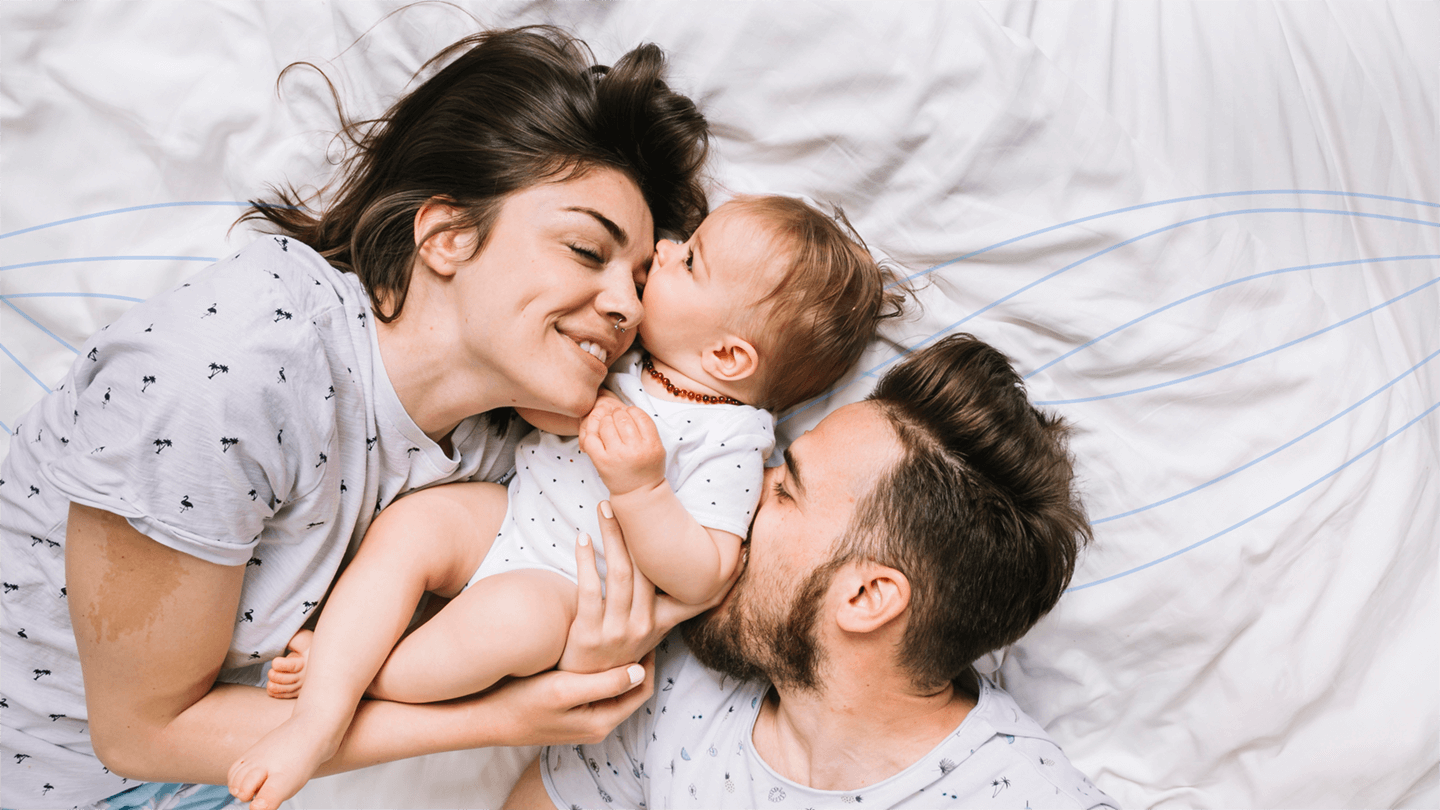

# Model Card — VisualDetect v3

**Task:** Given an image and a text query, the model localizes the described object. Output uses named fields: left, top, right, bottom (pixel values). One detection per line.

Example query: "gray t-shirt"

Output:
left=0, top=236, right=525, bottom=808
left=543, top=635, right=1119, bottom=809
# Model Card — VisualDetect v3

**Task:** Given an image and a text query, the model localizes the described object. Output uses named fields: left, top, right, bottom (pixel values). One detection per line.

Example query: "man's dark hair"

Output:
left=840, top=333, right=1092, bottom=690
left=244, top=25, right=710, bottom=322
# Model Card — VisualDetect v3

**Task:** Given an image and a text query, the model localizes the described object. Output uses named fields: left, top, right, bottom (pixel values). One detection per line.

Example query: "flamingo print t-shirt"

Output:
left=542, top=635, right=1119, bottom=810
left=0, top=236, right=525, bottom=808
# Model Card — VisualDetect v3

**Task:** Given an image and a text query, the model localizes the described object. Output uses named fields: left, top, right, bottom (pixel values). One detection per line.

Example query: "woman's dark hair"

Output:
left=243, top=26, right=710, bottom=322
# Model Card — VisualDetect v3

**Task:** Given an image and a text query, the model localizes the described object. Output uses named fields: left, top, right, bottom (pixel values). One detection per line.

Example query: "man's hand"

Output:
left=578, top=404, right=666, bottom=497
left=557, top=501, right=725, bottom=674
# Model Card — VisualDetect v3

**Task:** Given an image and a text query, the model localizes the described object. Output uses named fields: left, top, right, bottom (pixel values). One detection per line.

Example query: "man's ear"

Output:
left=702, top=337, right=760, bottom=383
left=414, top=198, right=474, bottom=278
left=835, top=561, right=910, bottom=635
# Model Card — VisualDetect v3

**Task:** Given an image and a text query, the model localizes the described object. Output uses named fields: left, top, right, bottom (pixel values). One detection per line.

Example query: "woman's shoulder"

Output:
left=193, top=235, right=362, bottom=319
left=87, top=236, right=368, bottom=369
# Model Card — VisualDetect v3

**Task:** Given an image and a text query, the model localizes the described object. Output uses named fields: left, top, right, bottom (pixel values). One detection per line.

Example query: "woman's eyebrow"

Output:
left=565, top=206, right=629, bottom=247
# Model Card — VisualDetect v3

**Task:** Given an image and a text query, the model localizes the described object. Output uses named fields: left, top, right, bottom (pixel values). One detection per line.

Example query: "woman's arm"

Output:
left=65, top=503, right=652, bottom=785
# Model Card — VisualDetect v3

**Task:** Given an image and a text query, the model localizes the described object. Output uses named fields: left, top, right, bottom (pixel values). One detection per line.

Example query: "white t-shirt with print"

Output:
left=542, top=635, right=1119, bottom=810
left=0, top=236, right=525, bottom=808
left=470, top=349, right=774, bottom=585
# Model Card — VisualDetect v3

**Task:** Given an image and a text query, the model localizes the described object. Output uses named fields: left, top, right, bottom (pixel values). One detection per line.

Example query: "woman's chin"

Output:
left=550, top=385, right=601, bottom=419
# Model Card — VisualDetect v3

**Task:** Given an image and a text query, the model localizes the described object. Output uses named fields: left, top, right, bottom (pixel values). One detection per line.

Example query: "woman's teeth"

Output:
left=578, top=341, right=608, bottom=364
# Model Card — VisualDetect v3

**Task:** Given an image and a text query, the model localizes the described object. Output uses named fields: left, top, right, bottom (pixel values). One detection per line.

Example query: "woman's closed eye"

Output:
left=771, top=480, right=791, bottom=502
left=569, top=243, right=604, bottom=264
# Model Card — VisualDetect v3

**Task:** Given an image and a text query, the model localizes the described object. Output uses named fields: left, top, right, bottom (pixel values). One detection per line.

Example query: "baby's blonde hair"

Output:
left=728, top=195, right=905, bottom=413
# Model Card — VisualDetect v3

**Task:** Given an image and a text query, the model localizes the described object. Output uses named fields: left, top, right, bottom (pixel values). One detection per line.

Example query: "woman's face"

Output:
left=455, top=167, right=654, bottom=417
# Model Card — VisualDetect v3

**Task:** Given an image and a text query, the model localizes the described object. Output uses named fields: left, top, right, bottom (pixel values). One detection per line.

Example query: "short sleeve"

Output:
left=542, top=694, right=655, bottom=810
left=672, top=407, right=775, bottom=537
left=42, top=263, right=339, bottom=566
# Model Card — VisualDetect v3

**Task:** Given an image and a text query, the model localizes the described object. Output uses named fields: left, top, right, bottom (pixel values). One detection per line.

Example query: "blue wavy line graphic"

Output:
left=1034, top=273, right=1440, bottom=406
left=1, top=297, right=80, bottom=355
left=782, top=206, right=1439, bottom=426
left=886, top=208, right=1440, bottom=379
left=2, top=256, right=218, bottom=272
left=1092, top=345, right=1440, bottom=525
left=890, top=189, right=1439, bottom=289
left=1069, top=398, right=1440, bottom=592
left=0, top=200, right=301, bottom=241
left=0, top=340, right=51, bottom=400
left=3, top=292, right=146, bottom=303
left=1025, top=255, right=1440, bottom=380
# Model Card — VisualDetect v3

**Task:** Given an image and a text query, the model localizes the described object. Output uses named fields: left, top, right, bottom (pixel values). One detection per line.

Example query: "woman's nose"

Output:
left=599, top=265, right=644, bottom=329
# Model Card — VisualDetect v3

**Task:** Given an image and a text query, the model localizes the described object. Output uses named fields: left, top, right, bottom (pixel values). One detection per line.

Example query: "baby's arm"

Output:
left=228, top=482, right=506, bottom=810
left=578, top=405, right=742, bottom=606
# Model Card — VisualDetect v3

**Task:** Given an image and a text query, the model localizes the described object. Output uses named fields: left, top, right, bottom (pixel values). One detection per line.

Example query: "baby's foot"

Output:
left=266, top=629, right=313, bottom=699
left=228, top=714, right=339, bottom=810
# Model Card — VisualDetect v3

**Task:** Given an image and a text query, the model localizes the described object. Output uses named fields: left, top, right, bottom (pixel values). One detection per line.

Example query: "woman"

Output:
left=0, top=26, right=708, bottom=810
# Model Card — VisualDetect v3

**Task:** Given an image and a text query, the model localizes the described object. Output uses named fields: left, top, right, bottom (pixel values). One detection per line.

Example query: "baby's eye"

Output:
left=684, top=248, right=694, bottom=272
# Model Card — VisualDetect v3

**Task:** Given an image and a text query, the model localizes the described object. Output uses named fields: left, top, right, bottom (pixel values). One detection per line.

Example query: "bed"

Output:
left=2, top=2, right=1435, bottom=807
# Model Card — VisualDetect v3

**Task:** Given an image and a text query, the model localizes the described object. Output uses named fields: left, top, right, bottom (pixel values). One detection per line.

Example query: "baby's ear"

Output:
left=414, top=198, right=474, bottom=277
left=704, top=337, right=760, bottom=383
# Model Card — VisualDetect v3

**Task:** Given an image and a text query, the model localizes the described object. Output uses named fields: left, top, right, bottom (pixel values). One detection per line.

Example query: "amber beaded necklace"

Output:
left=643, top=355, right=744, bottom=406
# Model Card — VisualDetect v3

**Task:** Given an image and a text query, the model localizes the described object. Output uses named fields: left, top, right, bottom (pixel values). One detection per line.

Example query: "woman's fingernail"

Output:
left=578, top=533, right=591, bottom=547
left=627, top=664, right=645, bottom=684
left=600, top=501, right=614, bottom=519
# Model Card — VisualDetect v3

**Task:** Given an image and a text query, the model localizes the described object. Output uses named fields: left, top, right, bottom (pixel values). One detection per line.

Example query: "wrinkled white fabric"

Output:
left=2, top=3, right=1434, bottom=808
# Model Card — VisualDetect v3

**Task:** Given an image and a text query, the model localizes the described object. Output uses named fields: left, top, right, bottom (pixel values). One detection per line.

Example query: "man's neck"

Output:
left=750, top=673, right=975, bottom=791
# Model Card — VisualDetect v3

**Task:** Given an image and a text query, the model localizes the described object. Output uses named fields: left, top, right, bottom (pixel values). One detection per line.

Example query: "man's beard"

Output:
left=681, top=550, right=841, bottom=692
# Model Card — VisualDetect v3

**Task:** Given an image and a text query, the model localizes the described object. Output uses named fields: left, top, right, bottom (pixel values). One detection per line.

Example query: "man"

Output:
left=507, top=333, right=1117, bottom=809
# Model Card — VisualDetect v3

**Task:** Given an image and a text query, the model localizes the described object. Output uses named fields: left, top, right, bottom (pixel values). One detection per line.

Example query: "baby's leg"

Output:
left=230, top=482, right=508, bottom=810
left=366, top=568, right=577, bottom=703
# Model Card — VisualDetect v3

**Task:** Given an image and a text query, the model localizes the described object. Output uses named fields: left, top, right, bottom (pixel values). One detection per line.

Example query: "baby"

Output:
left=228, top=195, right=903, bottom=810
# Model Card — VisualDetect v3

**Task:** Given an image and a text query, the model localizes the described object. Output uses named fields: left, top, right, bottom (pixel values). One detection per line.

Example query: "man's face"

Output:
left=683, top=401, right=902, bottom=689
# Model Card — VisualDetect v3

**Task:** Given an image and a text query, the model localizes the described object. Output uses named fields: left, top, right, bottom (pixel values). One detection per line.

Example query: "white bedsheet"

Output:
left=2, top=2, right=1435, bottom=807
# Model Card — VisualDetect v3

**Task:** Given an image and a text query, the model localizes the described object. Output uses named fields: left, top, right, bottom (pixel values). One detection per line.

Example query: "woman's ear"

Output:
left=414, top=199, right=472, bottom=278
left=835, top=561, right=910, bottom=635
left=703, top=337, right=760, bottom=383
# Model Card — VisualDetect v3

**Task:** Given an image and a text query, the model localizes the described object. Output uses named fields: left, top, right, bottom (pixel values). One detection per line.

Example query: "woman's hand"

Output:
left=557, top=500, right=734, bottom=674
left=473, top=653, right=654, bottom=748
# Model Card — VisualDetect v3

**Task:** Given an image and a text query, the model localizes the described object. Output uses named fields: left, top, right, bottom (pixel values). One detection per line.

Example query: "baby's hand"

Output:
left=579, top=404, right=665, bottom=496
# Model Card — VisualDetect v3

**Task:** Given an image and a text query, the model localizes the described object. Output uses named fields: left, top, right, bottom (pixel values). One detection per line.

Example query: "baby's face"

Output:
left=637, top=203, right=781, bottom=366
